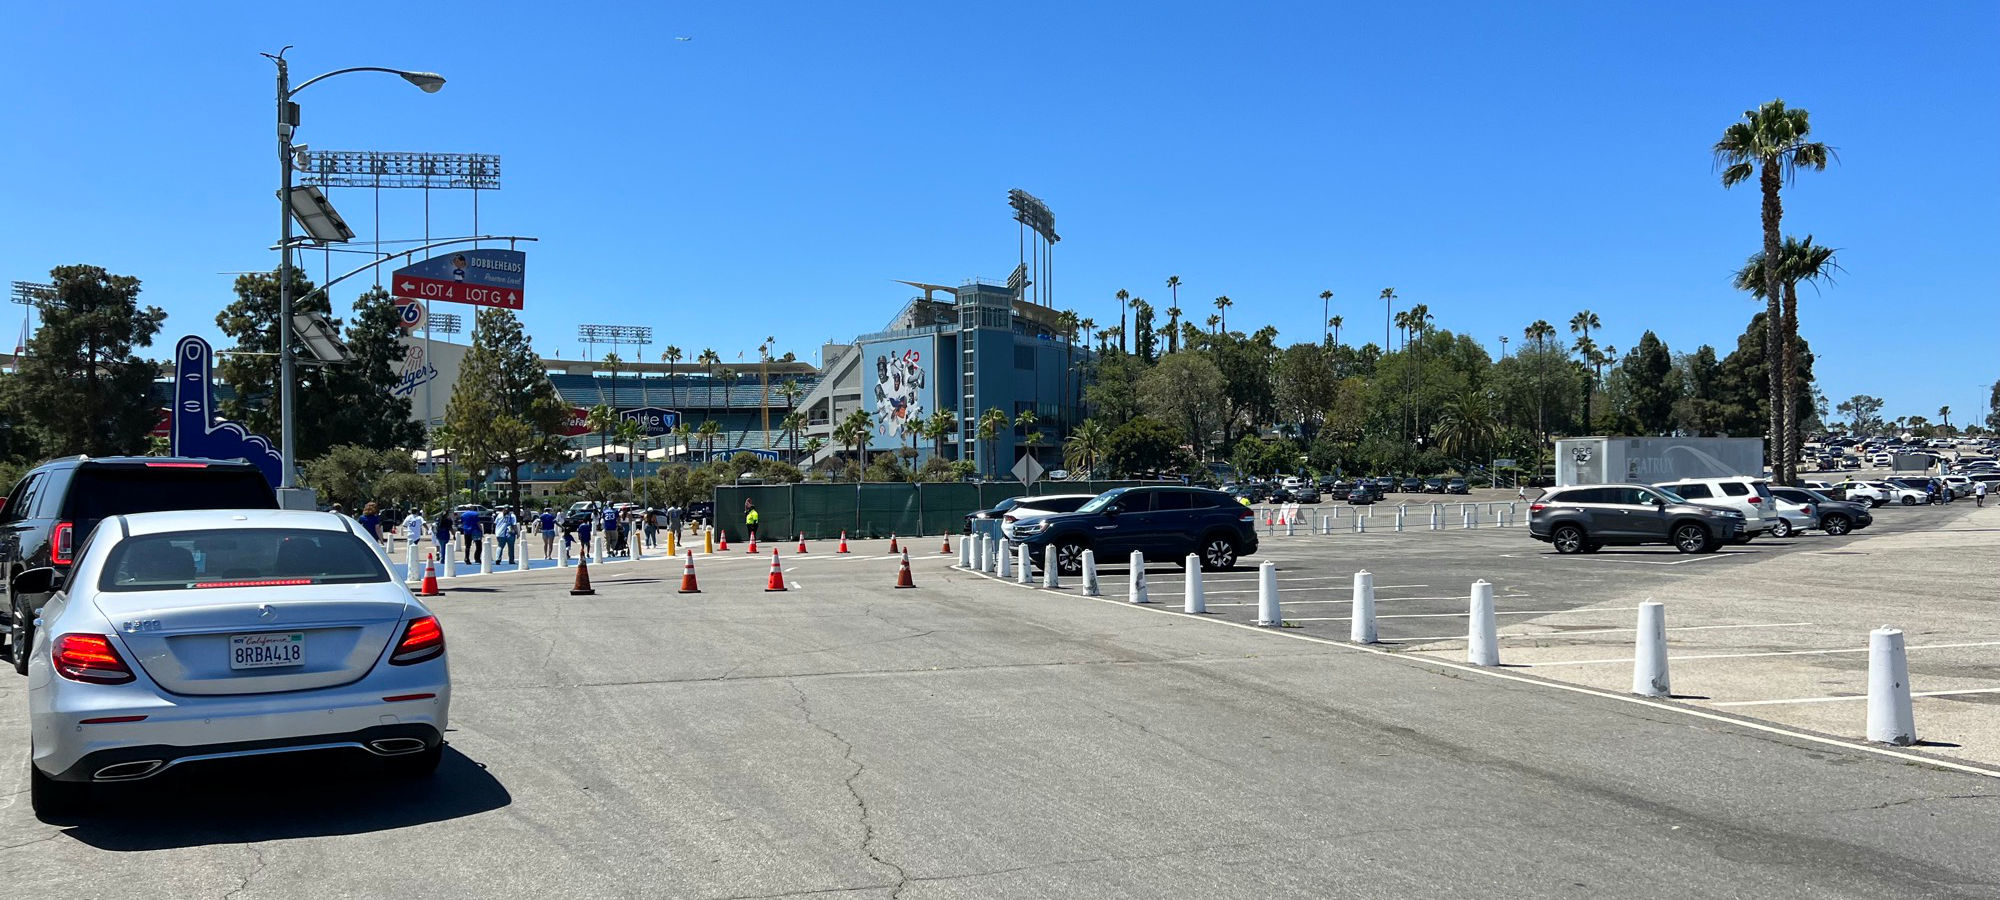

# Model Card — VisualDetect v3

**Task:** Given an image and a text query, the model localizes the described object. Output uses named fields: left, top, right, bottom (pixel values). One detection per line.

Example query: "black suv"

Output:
left=1007, top=486, right=1258, bottom=576
left=1528, top=483, right=1742, bottom=554
left=1, top=456, right=277, bottom=673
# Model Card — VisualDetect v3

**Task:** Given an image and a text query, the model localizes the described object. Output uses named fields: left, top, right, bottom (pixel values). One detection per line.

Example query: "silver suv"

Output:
left=1529, top=483, right=1744, bottom=554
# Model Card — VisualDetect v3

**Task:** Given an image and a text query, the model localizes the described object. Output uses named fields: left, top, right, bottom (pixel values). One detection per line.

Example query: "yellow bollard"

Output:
left=704, top=528, right=714, bottom=555
left=666, top=529, right=677, bottom=558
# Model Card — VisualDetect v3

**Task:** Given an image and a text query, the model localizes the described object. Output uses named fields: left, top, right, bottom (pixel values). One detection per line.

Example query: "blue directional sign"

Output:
left=392, top=249, right=527, bottom=309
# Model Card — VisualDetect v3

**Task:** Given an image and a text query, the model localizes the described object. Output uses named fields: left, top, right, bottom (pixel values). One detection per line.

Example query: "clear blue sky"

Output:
left=3, top=2, right=1995, bottom=424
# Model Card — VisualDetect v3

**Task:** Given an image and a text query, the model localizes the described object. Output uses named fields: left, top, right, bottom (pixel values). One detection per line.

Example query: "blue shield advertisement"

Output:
left=861, top=335, right=935, bottom=451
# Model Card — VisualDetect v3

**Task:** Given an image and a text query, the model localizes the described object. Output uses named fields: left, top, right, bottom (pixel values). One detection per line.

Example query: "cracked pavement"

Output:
left=0, top=537, right=1995, bottom=898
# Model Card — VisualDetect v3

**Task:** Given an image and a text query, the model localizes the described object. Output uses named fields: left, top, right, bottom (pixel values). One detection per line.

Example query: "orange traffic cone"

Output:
left=888, top=534, right=899, bottom=554
left=894, top=549, right=916, bottom=589
left=797, top=532, right=808, bottom=554
left=677, top=550, right=701, bottom=594
left=717, top=530, right=729, bottom=551
left=764, top=549, right=787, bottom=592
left=837, top=531, right=850, bottom=554
left=747, top=535, right=758, bottom=555
left=939, top=534, right=952, bottom=555
left=570, top=557, right=596, bottom=596
left=417, top=554, right=443, bottom=597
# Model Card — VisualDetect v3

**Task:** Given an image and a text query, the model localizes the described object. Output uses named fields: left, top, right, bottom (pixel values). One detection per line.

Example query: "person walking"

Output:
left=357, top=502, right=382, bottom=542
left=644, top=507, right=660, bottom=548
left=433, top=510, right=453, bottom=561
left=496, top=507, right=519, bottom=565
left=538, top=507, right=558, bottom=558
left=401, top=507, right=427, bottom=556
left=744, top=499, right=761, bottom=544
left=577, top=514, right=593, bottom=557
left=1516, top=484, right=1528, bottom=502
left=1976, top=481, right=1988, bottom=507
left=603, top=505, right=625, bottom=557
left=459, top=506, right=484, bottom=565
left=668, top=503, right=683, bottom=540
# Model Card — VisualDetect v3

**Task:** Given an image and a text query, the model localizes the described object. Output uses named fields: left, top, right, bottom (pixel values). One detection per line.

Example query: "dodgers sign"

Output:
left=393, top=249, right=527, bottom=310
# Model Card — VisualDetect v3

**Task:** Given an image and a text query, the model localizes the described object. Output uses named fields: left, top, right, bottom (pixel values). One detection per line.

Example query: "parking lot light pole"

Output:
left=265, top=47, right=444, bottom=504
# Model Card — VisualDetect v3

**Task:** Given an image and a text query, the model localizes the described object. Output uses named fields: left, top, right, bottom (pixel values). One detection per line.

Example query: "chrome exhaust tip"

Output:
left=368, top=737, right=427, bottom=756
left=93, top=760, right=164, bottom=781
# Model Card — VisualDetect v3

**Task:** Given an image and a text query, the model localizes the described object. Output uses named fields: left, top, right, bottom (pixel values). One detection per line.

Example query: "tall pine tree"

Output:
left=9, top=265, right=166, bottom=456
left=444, top=309, right=568, bottom=505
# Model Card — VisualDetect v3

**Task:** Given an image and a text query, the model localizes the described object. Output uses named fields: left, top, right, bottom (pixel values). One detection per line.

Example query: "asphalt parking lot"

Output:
left=2, top=522, right=1996, bottom=897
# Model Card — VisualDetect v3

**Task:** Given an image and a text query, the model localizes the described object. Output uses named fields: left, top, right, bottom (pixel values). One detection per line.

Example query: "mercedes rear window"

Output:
left=100, top=528, right=390, bottom=592
left=63, top=466, right=277, bottom=521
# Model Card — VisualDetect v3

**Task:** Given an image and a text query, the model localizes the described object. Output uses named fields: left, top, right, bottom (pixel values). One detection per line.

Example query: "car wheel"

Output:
left=1902, top=496, right=1918, bottom=506
left=29, top=759, right=86, bottom=821
left=1672, top=523, right=1710, bottom=554
left=385, top=742, right=443, bottom=778
left=11, top=597, right=30, bottom=676
left=1551, top=525, right=1587, bottom=555
left=1769, top=518, right=1793, bottom=539
left=1198, top=534, right=1239, bottom=571
left=1822, top=514, right=1852, bottom=536
left=1053, top=540, right=1087, bottom=577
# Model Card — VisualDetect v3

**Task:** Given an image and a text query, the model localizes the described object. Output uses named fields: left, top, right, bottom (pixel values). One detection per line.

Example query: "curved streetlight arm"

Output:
left=288, top=235, right=539, bottom=308
left=290, top=66, right=445, bottom=97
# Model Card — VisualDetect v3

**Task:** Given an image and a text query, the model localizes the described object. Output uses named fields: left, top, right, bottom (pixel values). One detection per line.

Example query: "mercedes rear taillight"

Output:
left=389, top=616, right=445, bottom=665
left=53, top=634, right=135, bottom=684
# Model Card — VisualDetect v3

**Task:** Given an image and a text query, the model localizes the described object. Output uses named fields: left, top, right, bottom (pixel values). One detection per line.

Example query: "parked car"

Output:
left=1802, top=480, right=1834, bottom=492
left=1423, top=478, right=1445, bottom=494
left=1528, top=483, right=1744, bottom=554
left=21, top=509, right=448, bottom=819
left=1762, top=492, right=1817, bottom=538
left=1343, top=486, right=1373, bottom=505
left=1651, top=476, right=1773, bottom=540
left=2, top=457, right=279, bottom=675
left=1400, top=477, right=1425, bottom=493
left=452, top=504, right=496, bottom=534
left=1445, top=478, right=1470, bottom=495
left=1293, top=486, right=1322, bottom=504
left=1769, top=486, right=1870, bottom=536
left=996, top=494, right=1099, bottom=529
left=966, top=494, right=1095, bottom=533
left=1829, top=481, right=1887, bottom=506
left=1268, top=487, right=1295, bottom=504
left=1006, top=486, right=1258, bottom=576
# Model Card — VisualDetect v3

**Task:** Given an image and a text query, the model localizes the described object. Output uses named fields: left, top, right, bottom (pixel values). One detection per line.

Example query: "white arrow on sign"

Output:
left=1011, top=453, right=1045, bottom=486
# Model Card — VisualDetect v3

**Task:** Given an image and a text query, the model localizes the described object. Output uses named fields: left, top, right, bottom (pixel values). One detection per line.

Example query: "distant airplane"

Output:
left=675, top=36, right=692, bottom=41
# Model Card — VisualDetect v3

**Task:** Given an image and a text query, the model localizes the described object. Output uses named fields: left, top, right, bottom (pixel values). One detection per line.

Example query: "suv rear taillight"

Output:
left=53, top=634, right=136, bottom=684
left=1529, top=503, right=1547, bottom=513
left=389, top=616, right=444, bottom=665
left=51, top=520, right=75, bottom=566
left=1801, top=505, right=1813, bottom=516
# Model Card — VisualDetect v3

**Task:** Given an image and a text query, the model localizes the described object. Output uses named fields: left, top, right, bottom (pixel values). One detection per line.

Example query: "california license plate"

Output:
left=229, top=632, right=306, bottom=669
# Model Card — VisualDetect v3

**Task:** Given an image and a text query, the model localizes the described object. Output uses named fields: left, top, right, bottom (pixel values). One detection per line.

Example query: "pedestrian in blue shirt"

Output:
left=538, top=508, right=557, bottom=559
left=459, top=508, right=483, bottom=564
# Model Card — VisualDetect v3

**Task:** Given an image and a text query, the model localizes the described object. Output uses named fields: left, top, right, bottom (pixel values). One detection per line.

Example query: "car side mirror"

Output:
left=13, top=566, right=64, bottom=596
left=1104, top=506, right=1120, bottom=518
left=1653, top=497, right=1667, bottom=507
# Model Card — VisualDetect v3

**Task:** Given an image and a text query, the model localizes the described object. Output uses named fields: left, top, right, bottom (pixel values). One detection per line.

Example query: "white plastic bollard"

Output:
left=1350, top=570, right=1377, bottom=643
left=1356, top=513, right=1366, bottom=533
left=1017, top=541, right=1033, bottom=585
left=1632, top=602, right=1671, bottom=697
left=404, top=539, right=420, bottom=585
left=975, top=534, right=988, bottom=572
left=1256, top=560, right=1281, bottom=626
left=1128, top=551, right=1150, bottom=603
left=997, top=537, right=1012, bottom=579
left=1286, top=518, right=1295, bottom=537
left=1462, top=506, right=1472, bottom=529
left=1867, top=627, right=1917, bottom=745
left=1183, top=554, right=1206, bottom=613
left=959, top=535, right=972, bottom=568
left=632, top=524, right=645, bottom=560
left=480, top=536, right=495, bottom=575
left=559, top=534, right=572, bottom=568
left=987, top=535, right=1000, bottom=574
left=1081, top=549, right=1100, bottom=596
left=1395, top=505, right=1406, bottom=532
left=1043, top=545, right=1061, bottom=589
left=1467, top=580, right=1499, bottom=666
left=1430, top=504, right=1442, bottom=530
left=591, top=531, right=604, bottom=565
left=443, top=549, right=457, bottom=579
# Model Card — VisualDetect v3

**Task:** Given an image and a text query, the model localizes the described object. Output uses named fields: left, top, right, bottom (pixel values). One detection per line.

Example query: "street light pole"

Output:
left=264, top=48, right=443, bottom=507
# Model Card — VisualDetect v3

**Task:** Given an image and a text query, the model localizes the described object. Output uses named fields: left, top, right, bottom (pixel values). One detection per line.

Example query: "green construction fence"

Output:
left=711, top=481, right=1150, bottom=542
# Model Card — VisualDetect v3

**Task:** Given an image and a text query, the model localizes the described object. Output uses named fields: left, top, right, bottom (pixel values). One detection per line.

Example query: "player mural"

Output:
left=861, top=335, right=935, bottom=452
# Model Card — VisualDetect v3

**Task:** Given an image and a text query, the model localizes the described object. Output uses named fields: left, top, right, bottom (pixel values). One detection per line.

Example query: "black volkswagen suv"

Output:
left=1, top=456, right=277, bottom=673
left=1006, top=486, right=1258, bottom=576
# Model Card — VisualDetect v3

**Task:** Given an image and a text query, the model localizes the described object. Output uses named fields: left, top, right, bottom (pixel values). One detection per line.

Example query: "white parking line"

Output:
left=1383, top=622, right=1816, bottom=644
left=1207, top=594, right=1533, bottom=607
left=1715, top=687, right=2000, bottom=708
left=1525, top=640, right=2000, bottom=667
left=1286, top=607, right=1643, bottom=622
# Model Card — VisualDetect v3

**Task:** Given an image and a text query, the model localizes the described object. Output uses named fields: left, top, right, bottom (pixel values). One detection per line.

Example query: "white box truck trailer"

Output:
left=1555, top=437, right=1765, bottom=487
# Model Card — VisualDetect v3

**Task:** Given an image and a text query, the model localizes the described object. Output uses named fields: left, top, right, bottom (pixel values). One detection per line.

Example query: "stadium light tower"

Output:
left=263, top=46, right=443, bottom=507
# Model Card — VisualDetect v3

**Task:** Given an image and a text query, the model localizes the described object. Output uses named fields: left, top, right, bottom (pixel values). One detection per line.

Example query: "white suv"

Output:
left=1653, top=477, right=1772, bottom=541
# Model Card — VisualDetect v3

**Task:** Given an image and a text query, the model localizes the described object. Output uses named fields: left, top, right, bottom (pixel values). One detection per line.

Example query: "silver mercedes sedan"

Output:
left=23, top=509, right=450, bottom=819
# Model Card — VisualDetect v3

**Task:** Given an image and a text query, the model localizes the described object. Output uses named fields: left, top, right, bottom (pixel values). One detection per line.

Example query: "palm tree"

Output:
left=1319, top=290, right=1334, bottom=346
left=662, top=345, right=683, bottom=410
left=719, top=367, right=735, bottom=424
left=779, top=412, right=806, bottom=462
left=1115, top=289, right=1130, bottom=354
left=1213, top=295, right=1232, bottom=333
left=671, top=421, right=691, bottom=462
left=1077, top=317, right=1096, bottom=357
left=615, top=417, right=644, bottom=489
left=1101, top=325, right=1123, bottom=355
left=1205, top=313, right=1221, bottom=334
left=1939, top=406, right=1952, bottom=434
left=1569, top=310, right=1601, bottom=424
left=1328, top=315, right=1343, bottom=349
left=802, top=436, right=826, bottom=467
left=1379, top=287, right=1397, bottom=352
left=1734, top=235, right=1840, bottom=481
left=601, top=351, right=622, bottom=402
left=1716, top=99, right=1832, bottom=483
left=839, top=409, right=874, bottom=474
left=696, top=348, right=720, bottom=430
left=1063, top=419, right=1109, bottom=476
left=696, top=418, right=722, bottom=462
left=1525, top=320, right=1556, bottom=438
left=1055, top=310, right=1078, bottom=420
left=976, top=408, right=1009, bottom=479
left=1435, top=389, right=1500, bottom=462
left=586, top=404, right=618, bottom=464
left=926, top=408, right=957, bottom=462
left=1165, top=276, right=1182, bottom=352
